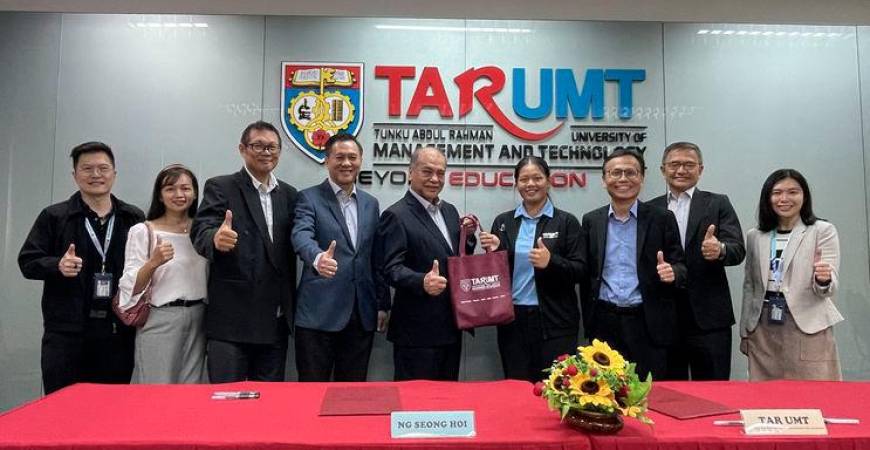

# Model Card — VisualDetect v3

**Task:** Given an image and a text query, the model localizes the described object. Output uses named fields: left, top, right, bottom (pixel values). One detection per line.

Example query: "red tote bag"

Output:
left=447, top=215, right=515, bottom=330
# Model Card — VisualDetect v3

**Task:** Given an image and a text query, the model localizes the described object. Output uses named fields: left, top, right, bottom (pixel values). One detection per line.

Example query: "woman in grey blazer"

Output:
left=740, top=169, right=843, bottom=381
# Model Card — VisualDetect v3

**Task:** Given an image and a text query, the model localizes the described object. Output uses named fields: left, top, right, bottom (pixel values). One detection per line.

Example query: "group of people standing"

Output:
left=18, top=121, right=844, bottom=395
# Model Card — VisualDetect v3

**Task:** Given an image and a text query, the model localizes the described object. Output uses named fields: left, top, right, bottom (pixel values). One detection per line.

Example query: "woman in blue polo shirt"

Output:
left=481, top=156, right=586, bottom=382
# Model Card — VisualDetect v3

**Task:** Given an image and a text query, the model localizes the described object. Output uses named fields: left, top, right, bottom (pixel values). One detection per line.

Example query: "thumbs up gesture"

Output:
left=813, top=247, right=832, bottom=285
left=656, top=250, right=675, bottom=283
left=58, top=243, right=83, bottom=278
left=213, top=210, right=238, bottom=252
left=528, top=237, right=551, bottom=269
left=701, top=224, right=722, bottom=261
left=316, top=240, right=339, bottom=279
left=149, top=237, right=175, bottom=267
left=423, top=259, right=448, bottom=296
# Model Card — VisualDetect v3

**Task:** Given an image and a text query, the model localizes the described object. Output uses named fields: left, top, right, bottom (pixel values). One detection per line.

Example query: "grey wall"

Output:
left=1, top=12, right=869, bottom=411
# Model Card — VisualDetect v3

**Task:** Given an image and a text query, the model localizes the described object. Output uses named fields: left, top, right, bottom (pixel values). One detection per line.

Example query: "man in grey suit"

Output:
left=291, top=133, right=389, bottom=381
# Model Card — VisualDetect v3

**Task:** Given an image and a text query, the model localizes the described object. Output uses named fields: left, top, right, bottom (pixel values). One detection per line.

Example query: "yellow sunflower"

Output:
left=569, top=373, right=615, bottom=408
left=580, top=339, right=626, bottom=375
left=547, top=367, right=561, bottom=389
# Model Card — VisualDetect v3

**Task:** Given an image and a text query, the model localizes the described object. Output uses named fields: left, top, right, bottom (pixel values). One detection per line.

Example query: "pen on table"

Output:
left=211, top=391, right=260, bottom=400
left=714, top=418, right=860, bottom=426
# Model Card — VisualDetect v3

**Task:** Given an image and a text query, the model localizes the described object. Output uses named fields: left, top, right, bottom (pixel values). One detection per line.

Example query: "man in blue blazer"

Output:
left=291, top=134, right=389, bottom=382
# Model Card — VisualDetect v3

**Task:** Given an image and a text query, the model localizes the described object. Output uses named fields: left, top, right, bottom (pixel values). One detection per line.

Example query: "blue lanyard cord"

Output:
left=84, top=215, right=115, bottom=273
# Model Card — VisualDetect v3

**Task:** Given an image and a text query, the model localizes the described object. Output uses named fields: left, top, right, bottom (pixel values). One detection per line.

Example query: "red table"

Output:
left=1, top=380, right=868, bottom=450
left=0, top=380, right=589, bottom=450
left=596, top=381, right=870, bottom=450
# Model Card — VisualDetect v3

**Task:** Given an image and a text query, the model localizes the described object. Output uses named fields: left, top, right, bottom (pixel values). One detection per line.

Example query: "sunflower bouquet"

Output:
left=533, top=339, right=653, bottom=425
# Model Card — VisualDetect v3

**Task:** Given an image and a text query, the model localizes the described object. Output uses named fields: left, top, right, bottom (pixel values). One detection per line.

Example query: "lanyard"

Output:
left=84, top=215, right=115, bottom=273
left=769, top=230, right=791, bottom=290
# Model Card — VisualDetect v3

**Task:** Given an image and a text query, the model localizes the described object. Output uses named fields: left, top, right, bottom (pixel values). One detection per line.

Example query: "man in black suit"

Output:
left=650, top=142, right=745, bottom=380
left=581, top=148, right=686, bottom=380
left=377, top=146, right=474, bottom=381
left=191, top=121, right=297, bottom=382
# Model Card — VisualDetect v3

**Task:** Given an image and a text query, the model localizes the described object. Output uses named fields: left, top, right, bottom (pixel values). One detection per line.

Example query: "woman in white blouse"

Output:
left=118, top=165, right=208, bottom=383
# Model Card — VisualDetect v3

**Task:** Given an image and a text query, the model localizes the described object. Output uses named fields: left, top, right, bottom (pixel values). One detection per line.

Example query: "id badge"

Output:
left=766, top=293, right=786, bottom=325
left=93, top=272, right=113, bottom=300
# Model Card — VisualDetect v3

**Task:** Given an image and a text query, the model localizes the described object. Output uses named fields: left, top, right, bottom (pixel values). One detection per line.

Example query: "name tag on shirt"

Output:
left=93, top=272, right=113, bottom=300
left=542, top=232, right=559, bottom=239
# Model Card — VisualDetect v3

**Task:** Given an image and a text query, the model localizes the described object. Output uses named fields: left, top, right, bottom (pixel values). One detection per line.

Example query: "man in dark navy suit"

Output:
left=291, top=133, right=389, bottom=382
left=377, top=146, right=474, bottom=381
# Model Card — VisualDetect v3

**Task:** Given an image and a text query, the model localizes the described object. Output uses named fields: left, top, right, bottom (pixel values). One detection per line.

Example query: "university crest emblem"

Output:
left=459, top=279, right=472, bottom=293
left=281, top=62, right=364, bottom=163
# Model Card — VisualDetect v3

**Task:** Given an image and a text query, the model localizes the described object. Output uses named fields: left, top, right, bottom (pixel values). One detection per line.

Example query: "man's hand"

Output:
left=423, top=259, right=448, bottom=296
left=529, top=237, right=551, bottom=269
left=58, top=243, right=83, bottom=278
left=479, top=231, right=500, bottom=252
left=656, top=250, right=675, bottom=283
left=316, top=240, right=338, bottom=278
left=213, top=210, right=238, bottom=252
left=701, top=224, right=722, bottom=261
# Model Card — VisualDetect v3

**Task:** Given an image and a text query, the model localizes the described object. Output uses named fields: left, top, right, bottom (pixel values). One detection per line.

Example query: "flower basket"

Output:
left=564, top=409, right=624, bottom=434
left=533, top=339, right=653, bottom=433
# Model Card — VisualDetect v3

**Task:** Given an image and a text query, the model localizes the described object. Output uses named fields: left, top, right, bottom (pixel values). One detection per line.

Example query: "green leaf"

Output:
left=626, top=373, right=652, bottom=405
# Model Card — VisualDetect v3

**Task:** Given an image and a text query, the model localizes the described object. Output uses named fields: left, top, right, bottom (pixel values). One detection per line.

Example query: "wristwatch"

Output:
left=718, top=242, right=726, bottom=260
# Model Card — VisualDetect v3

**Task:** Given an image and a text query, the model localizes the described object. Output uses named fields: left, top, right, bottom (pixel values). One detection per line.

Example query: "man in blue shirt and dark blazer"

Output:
left=291, top=133, right=389, bottom=382
left=377, top=146, right=475, bottom=381
left=581, top=148, right=687, bottom=380
left=650, top=142, right=745, bottom=380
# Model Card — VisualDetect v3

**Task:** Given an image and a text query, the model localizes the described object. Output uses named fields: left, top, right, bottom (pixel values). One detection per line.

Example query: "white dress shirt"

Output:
left=245, top=165, right=278, bottom=241
left=409, top=189, right=453, bottom=252
left=667, top=186, right=695, bottom=249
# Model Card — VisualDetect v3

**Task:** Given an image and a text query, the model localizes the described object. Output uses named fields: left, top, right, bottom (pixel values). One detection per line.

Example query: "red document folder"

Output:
left=319, top=386, right=402, bottom=416
left=649, top=386, right=738, bottom=419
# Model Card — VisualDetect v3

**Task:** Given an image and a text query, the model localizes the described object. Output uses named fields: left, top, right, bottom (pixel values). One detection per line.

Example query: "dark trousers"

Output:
left=497, top=305, right=577, bottom=383
left=589, top=302, right=668, bottom=380
left=207, top=320, right=289, bottom=383
left=666, top=326, right=732, bottom=380
left=393, top=342, right=461, bottom=381
left=295, top=308, right=374, bottom=382
left=41, top=329, right=135, bottom=395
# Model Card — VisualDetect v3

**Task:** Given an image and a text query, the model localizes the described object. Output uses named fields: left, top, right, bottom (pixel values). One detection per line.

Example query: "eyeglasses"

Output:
left=416, top=167, right=446, bottom=180
left=605, top=168, right=641, bottom=180
left=246, top=143, right=281, bottom=154
left=77, top=165, right=113, bottom=175
left=664, top=161, right=700, bottom=171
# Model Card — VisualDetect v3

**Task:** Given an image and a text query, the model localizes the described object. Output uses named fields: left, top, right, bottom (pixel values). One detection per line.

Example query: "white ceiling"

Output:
left=1, top=0, right=870, bottom=25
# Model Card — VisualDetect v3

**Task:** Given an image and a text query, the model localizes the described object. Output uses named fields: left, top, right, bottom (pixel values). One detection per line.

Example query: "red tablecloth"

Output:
left=0, top=379, right=589, bottom=450
left=0, top=380, right=868, bottom=450
left=593, top=380, right=870, bottom=450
